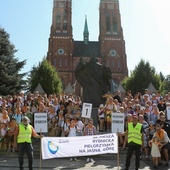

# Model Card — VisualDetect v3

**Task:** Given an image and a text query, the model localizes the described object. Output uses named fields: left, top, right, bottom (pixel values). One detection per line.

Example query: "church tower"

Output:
left=47, top=0, right=128, bottom=95
left=47, top=0, right=74, bottom=88
left=99, top=0, right=128, bottom=83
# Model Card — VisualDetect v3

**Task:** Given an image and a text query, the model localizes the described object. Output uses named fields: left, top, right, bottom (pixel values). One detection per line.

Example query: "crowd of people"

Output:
left=0, top=89, right=170, bottom=168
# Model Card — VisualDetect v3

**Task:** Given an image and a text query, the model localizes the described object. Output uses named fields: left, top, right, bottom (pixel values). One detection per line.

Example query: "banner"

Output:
left=34, top=113, right=48, bottom=133
left=167, top=107, right=170, bottom=120
left=111, top=112, right=125, bottom=133
left=81, top=103, right=92, bottom=118
left=41, top=133, right=118, bottom=160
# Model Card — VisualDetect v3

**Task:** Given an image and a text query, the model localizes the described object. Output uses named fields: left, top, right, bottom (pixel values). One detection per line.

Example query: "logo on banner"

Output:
left=48, top=141, right=59, bottom=154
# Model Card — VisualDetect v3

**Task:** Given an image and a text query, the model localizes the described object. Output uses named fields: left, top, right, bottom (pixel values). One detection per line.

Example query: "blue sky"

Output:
left=0, top=0, right=170, bottom=77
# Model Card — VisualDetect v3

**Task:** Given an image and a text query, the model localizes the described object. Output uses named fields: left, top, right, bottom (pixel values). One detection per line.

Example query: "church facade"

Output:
left=47, top=0, right=128, bottom=96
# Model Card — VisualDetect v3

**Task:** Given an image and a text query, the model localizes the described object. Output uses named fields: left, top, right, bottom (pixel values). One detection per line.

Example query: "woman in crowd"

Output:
left=98, top=104, right=105, bottom=132
left=57, top=110, right=65, bottom=137
left=67, top=118, right=80, bottom=161
left=104, top=96, right=117, bottom=132
left=48, top=116, right=60, bottom=137
left=150, top=104, right=159, bottom=124
left=84, top=118, right=97, bottom=162
left=6, top=118, right=18, bottom=152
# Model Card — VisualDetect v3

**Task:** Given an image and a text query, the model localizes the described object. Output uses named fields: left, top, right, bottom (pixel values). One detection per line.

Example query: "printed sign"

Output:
left=41, top=133, right=118, bottom=159
left=111, top=112, right=124, bottom=133
left=81, top=103, right=92, bottom=118
left=34, top=113, right=48, bottom=133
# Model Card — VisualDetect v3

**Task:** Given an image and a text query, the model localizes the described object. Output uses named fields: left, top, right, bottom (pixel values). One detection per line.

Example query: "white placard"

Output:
left=167, top=107, right=170, bottom=120
left=111, top=112, right=124, bottom=133
left=81, top=103, right=92, bottom=118
left=41, top=133, right=118, bottom=159
left=34, top=113, right=48, bottom=133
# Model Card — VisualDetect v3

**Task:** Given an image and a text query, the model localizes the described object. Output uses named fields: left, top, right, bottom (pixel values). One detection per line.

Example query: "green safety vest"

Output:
left=128, top=122, right=142, bottom=145
left=17, top=123, right=32, bottom=143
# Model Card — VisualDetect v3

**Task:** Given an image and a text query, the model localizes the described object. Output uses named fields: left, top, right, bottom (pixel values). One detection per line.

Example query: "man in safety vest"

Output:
left=119, top=113, right=144, bottom=170
left=14, top=116, right=43, bottom=170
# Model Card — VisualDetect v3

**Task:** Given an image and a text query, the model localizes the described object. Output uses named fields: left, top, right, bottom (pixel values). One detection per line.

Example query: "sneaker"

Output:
left=145, top=156, right=149, bottom=161
left=165, top=162, right=169, bottom=167
left=90, top=158, right=94, bottom=162
left=7, top=148, right=11, bottom=152
left=86, top=158, right=90, bottom=163
left=70, top=158, right=73, bottom=161
left=158, top=162, right=162, bottom=166
left=153, top=165, right=158, bottom=169
left=12, top=149, right=15, bottom=153
left=74, top=158, right=80, bottom=161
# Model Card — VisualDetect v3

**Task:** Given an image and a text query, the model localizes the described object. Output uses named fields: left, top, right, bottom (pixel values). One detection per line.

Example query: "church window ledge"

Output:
left=106, top=31, right=111, bottom=34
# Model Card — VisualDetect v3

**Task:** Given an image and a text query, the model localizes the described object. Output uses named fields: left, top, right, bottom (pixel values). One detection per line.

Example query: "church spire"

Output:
left=83, top=15, right=89, bottom=45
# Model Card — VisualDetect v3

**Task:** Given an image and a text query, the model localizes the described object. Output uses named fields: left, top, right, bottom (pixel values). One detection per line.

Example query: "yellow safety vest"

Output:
left=17, top=124, right=32, bottom=143
left=128, top=122, right=142, bottom=145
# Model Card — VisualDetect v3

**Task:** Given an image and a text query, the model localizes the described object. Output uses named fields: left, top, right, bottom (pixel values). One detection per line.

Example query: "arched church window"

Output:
left=65, top=59, right=67, bottom=68
left=59, top=59, right=62, bottom=68
left=63, top=10, right=67, bottom=30
left=106, top=13, right=111, bottom=34
left=112, top=61, right=115, bottom=68
left=118, top=60, right=121, bottom=69
left=113, top=16, right=117, bottom=34
left=107, top=4, right=114, bottom=9
left=107, top=60, right=110, bottom=67
left=56, top=12, right=61, bottom=30
left=54, top=59, right=56, bottom=67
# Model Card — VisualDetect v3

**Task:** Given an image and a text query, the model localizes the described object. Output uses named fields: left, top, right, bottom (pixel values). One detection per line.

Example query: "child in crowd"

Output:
left=149, top=136, right=163, bottom=169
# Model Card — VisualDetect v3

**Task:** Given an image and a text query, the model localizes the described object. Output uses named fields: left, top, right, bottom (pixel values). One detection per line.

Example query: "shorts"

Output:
left=6, top=135, right=14, bottom=142
left=163, top=142, right=170, bottom=150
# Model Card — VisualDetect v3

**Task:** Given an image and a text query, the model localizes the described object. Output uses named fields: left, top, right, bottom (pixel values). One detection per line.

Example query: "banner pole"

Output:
left=39, top=128, right=42, bottom=169
left=117, top=128, right=120, bottom=170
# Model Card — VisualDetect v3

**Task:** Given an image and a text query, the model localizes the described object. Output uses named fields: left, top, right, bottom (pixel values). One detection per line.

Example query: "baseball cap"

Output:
left=132, top=114, right=138, bottom=119
left=100, top=104, right=104, bottom=108
left=22, top=116, right=30, bottom=122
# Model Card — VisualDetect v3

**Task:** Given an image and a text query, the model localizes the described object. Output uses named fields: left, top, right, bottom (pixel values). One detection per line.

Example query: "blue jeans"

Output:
left=17, top=142, right=33, bottom=170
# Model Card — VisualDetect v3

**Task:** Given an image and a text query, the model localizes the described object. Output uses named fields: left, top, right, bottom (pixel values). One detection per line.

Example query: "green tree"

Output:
left=160, top=75, right=170, bottom=95
left=159, top=71, right=165, bottom=83
left=29, top=58, right=62, bottom=95
left=0, top=27, right=26, bottom=96
left=122, top=59, right=161, bottom=95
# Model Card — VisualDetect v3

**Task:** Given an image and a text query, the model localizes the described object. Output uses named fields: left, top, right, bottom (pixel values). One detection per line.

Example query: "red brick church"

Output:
left=47, top=0, right=128, bottom=96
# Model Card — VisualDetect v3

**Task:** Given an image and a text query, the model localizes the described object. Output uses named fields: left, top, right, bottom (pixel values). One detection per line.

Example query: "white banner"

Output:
left=34, top=113, right=48, bottom=133
left=81, top=103, right=92, bottom=118
left=111, top=112, right=124, bottom=133
left=167, top=107, right=170, bottom=120
left=41, top=133, right=118, bottom=160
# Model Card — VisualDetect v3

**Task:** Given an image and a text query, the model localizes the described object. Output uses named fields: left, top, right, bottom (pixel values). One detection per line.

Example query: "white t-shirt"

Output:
left=68, top=126, right=77, bottom=137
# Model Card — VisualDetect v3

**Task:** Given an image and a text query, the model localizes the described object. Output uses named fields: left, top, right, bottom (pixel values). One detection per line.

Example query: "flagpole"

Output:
left=117, top=128, right=120, bottom=170
left=39, top=128, right=42, bottom=169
